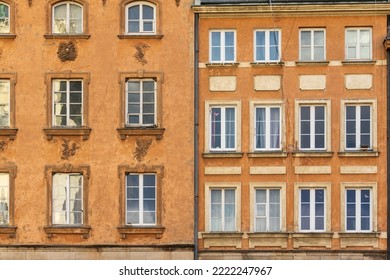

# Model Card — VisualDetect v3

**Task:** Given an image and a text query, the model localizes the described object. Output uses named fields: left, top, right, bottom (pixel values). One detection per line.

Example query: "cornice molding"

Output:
left=193, top=4, right=390, bottom=17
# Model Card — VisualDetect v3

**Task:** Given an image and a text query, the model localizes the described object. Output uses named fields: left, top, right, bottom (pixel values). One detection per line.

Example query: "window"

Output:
left=254, top=106, right=281, bottom=151
left=0, top=74, right=17, bottom=139
left=118, top=71, right=164, bottom=140
left=126, top=173, right=156, bottom=225
left=346, top=188, right=371, bottom=232
left=52, top=173, right=83, bottom=225
left=205, top=101, right=241, bottom=153
left=52, top=2, right=83, bottom=34
left=340, top=100, right=376, bottom=153
left=299, top=105, right=326, bottom=150
left=118, top=164, right=164, bottom=239
left=126, top=80, right=156, bottom=126
left=210, top=106, right=236, bottom=151
left=345, top=105, right=371, bottom=150
left=0, top=173, right=9, bottom=225
left=126, top=1, right=155, bottom=34
left=44, top=72, right=91, bottom=140
left=299, top=29, right=325, bottom=61
left=294, top=183, right=331, bottom=232
left=0, top=2, right=9, bottom=33
left=254, top=189, right=280, bottom=232
left=254, top=29, right=280, bottom=62
left=52, top=79, right=83, bottom=127
left=0, top=79, right=10, bottom=127
left=210, top=30, right=236, bottom=63
left=341, top=183, right=377, bottom=233
left=345, top=28, right=371, bottom=60
left=44, top=164, right=90, bottom=238
left=299, top=188, right=326, bottom=231
left=210, top=188, right=236, bottom=232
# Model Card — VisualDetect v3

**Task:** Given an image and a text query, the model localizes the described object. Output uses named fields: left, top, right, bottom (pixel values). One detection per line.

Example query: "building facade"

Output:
left=0, top=0, right=194, bottom=260
left=194, top=0, right=390, bottom=260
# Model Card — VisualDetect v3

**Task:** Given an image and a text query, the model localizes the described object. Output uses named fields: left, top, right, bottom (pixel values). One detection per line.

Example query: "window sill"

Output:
left=0, top=128, right=18, bottom=140
left=205, top=63, right=239, bottom=68
left=247, top=151, right=287, bottom=158
left=44, top=226, right=91, bottom=239
left=117, top=34, right=163, bottom=39
left=43, top=127, right=91, bottom=140
left=296, top=61, right=329, bottom=66
left=250, top=62, right=283, bottom=67
left=0, top=226, right=17, bottom=238
left=292, top=151, right=333, bottom=158
left=202, top=152, right=244, bottom=158
left=44, top=34, right=91, bottom=39
left=117, top=226, right=165, bottom=239
left=0, top=34, right=16, bottom=39
left=117, top=127, right=165, bottom=140
left=342, top=60, right=376, bottom=65
left=338, top=151, right=379, bottom=157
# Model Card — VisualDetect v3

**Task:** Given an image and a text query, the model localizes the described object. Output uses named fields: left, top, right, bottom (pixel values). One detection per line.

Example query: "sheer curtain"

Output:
left=270, top=108, right=280, bottom=149
left=225, top=108, right=235, bottom=149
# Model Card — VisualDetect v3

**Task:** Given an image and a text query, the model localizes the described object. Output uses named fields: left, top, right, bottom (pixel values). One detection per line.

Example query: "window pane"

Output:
left=361, top=190, right=370, bottom=203
left=315, top=217, right=324, bottom=230
left=127, top=175, right=139, bottom=186
left=143, top=187, right=155, bottom=199
left=129, top=6, right=140, bottom=19
left=143, top=212, right=155, bottom=224
left=255, top=189, right=266, bottom=203
left=211, top=108, right=221, bottom=149
left=347, top=30, right=357, bottom=44
left=0, top=4, right=9, bottom=33
left=301, top=31, right=311, bottom=45
left=301, top=217, right=310, bottom=230
left=255, top=218, right=266, bottom=232
left=301, top=189, right=310, bottom=202
left=143, top=22, right=153, bottom=32
left=0, top=173, right=10, bottom=225
left=143, top=175, right=155, bottom=187
left=143, top=5, right=153, bottom=20
left=314, top=31, right=324, bottom=45
left=127, top=212, right=139, bottom=224
left=143, top=200, right=155, bottom=211
left=360, top=30, right=370, bottom=44
left=347, top=217, right=356, bottom=230
left=361, top=217, right=370, bottom=230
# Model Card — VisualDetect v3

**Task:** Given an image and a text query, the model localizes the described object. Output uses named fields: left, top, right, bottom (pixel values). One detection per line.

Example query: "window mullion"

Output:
left=356, top=190, right=361, bottom=231
left=265, top=31, right=270, bottom=61
left=221, top=32, right=226, bottom=62
left=310, top=31, right=314, bottom=60
left=265, top=107, right=270, bottom=149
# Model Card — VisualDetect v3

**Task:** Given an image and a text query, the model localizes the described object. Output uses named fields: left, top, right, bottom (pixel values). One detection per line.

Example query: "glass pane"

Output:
left=211, top=32, right=221, bottom=47
left=127, top=175, right=139, bottom=186
left=69, top=104, right=82, bottom=115
left=129, top=22, right=139, bottom=33
left=128, top=93, right=140, bottom=103
left=53, top=212, right=66, bottom=224
left=211, top=190, right=221, bottom=203
left=224, top=189, right=235, bottom=204
left=346, top=190, right=356, bottom=202
left=315, top=203, right=324, bottom=216
left=361, top=217, right=370, bottom=231
left=256, top=46, right=265, bottom=61
left=347, top=217, right=356, bottom=230
left=314, top=31, right=324, bottom=45
left=143, top=187, right=155, bottom=199
left=360, top=30, right=370, bottom=44
left=269, top=218, right=280, bottom=232
left=126, top=199, right=139, bottom=211
left=256, top=204, right=266, bottom=216
left=361, top=190, right=370, bottom=203
left=70, top=92, right=82, bottom=103
left=143, top=92, right=154, bottom=103
left=301, top=217, right=310, bottom=230
left=256, top=31, right=265, bottom=45
left=143, top=5, right=153, bottom=20
left=129, top=6, right=140, bottom=19
left=269, top=189, right=280, bottom=203
left=127, top=212, right=139, bottom=224
left=143, top=175, right=155, bottom=186
left=269, top=204, right=280, bottom=218
left=143, top=104, right=154, bottom=114
left=127, top=187, right=139, bottom=199
left=301, top=189, right=310, bottom=202
left=300, top=47, right=311, bottom=61
left=69, top=212, right=82, bottom=224
left=143, top=212, right=155, bottom=224
left=255, top=218, right=266, bottom=232
left=347, top=203, right=356, bottom=216
left=300, top=31, right=311, bottom=45
left=347, top=30, right=357, bottom=44
left=128, top=81, right=140, bottom=92
left=315, top=189, right=324, bottom=203
left=69, top=116, right=82, bottom=126
left=315, top=217, right=324, bottom=230
left=301, top=203, right=310, bottom=216
left=143, top=22, right=153, bottom=32
left=255, top=189, right=266, bottom=203
left=143, top=200, right=155, bottom=211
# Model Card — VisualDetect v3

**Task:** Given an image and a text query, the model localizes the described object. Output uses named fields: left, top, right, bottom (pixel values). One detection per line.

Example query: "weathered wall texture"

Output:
left=0, top=0, right=194, bottom=259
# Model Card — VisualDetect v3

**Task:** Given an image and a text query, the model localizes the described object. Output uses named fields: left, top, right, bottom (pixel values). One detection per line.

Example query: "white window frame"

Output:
left=52, top=79, right=83, bottom=127
left=0, top=173, right=9, bottom=225
left=125, top=1, right=156, bottom=34
left=125, top=79, right=157, bottom=127
left=253, top=105, right=282, bottom=151
left=209, top=105, right=237, bottom=152
left=205, top=182, right=241, bottom=233
left=52, top=173, right=83, bottom=225
left=297, top=101, right=330, bottom=151
left=125, top=173, right=156, bottom=226
left=253, top=29, right=281, bottom=63
left=340, top=99, right=376, bottom=152
left=52, top=1, right=83, bottom=34
left=294, top=183, right=331, bottom=232
left=0, top=79, right=10, bottom=127
left=344, top=104, right=372, bottom=151
left=345, top=27, right=372, bottom=60
left=299, top=28, right=326, bottom=61
left=0, top=2, right=10, bottom=34
left=250, top=183, right=286, bottom=233
left=209, top=30, right=236, bottom=63
left=340, top=183, right=377, bottom=232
